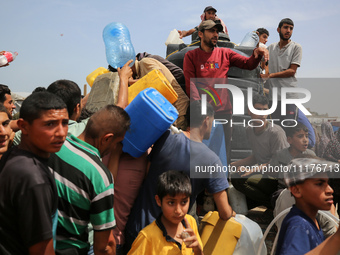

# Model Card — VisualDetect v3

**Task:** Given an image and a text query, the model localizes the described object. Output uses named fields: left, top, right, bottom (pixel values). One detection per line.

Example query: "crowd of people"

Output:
left=0, top=5, right=340, bottom=255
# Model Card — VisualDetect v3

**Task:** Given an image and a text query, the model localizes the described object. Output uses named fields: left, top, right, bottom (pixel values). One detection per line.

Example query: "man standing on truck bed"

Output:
left=261, top=18, right=315, bottom=148
left=183, top=19, right=268, bottom=164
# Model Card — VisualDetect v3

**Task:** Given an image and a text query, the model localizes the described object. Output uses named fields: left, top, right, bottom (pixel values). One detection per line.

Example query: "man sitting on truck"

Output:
left=183, top=20, right=268, bottom=165
left=178, top=6, right=229, bottom=40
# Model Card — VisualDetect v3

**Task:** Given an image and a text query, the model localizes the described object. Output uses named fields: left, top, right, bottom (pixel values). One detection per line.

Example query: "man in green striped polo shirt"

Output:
left=49, top=104, right=130, bottom=255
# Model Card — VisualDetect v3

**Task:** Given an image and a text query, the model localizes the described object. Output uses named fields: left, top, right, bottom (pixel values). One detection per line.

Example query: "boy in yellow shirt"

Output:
left=128, top=170, right=203, bottom=255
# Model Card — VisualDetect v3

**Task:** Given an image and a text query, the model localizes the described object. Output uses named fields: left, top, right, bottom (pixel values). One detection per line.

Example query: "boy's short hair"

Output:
left=285, top=123, right=308, bottom=138
left=252, top=93, right=269, bottom=106
left=284, top=156, right=335, bottom=187
left=47, top=79, right=81, bottom=118
left=256, top=28, right=269, bottom=36
left=85, top=104, right=130, bottom=139
left=186, top=100, right=214, bottom=128
left=278, top=18, right=294, bottom=28
left=157, top=170, right=192, bottom=201
left=20, top=91, right=67, bottom=124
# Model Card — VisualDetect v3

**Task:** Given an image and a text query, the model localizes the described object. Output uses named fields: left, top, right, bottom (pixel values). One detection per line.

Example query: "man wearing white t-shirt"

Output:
left=261, top=18, right=315, bottom=148
left=261, top=18, right=301, bottom=99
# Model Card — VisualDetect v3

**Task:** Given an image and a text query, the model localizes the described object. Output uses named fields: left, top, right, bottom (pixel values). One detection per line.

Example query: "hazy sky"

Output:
left=1, top=0, right=339, bottom=116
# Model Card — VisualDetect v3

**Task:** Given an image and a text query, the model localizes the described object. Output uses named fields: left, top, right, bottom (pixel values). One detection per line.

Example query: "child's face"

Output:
left=156, top=193, right=190, bottom=226
left=288, top=130, right=309, bottom=153
left=295, top=173, right=333, bottom=211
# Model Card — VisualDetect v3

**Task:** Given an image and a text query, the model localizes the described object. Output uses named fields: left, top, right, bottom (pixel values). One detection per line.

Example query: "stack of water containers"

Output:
left=102, top=22, right=179, bottom=157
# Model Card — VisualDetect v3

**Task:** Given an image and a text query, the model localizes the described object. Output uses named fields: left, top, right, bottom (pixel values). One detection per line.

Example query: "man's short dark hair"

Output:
left=85, top=104, right=130, bottom=139
left=20, top=92, right=67, bottom=124
left=47, top=80, right=81, bottom=118
left=252, top=93, right=269, bottom=106
left=157, top=170, right=192, bottom=201
left=0, top=84, right=11, bottom=104
left=256, top=28, right=269, bottom=36
left=186, top=100, right=214, bottom=128
left=32, top=87, right=47, bottom=93
left=286, top=123, right=308, bottom=138
left=278, top=18, right=294, bottom=28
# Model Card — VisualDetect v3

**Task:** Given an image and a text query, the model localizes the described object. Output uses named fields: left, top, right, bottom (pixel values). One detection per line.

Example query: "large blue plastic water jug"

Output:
left=122, top=88, right=178, bottom=158
left=103, top=22, right=135, bottom=69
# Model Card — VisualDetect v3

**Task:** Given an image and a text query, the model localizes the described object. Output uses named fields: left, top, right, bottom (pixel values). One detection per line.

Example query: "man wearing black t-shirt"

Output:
left=0, top=92, right=68, bottom=255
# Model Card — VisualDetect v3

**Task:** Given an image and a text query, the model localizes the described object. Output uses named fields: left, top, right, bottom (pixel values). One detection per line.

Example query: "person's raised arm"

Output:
left=230, top=47, right=268, bottom=71
left=116, top=60, right=133, bottom=109
left=81, top=93, right=90, bottom=109
left=178, top=28, right=196, bottom=39
left=93, top=229, right=116, bottom=255
left=253, top=47, right=269, bottom=63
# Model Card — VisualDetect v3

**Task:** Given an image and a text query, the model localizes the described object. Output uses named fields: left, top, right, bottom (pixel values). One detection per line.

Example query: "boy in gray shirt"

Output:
left=270, top=123, right=316, bottom=190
